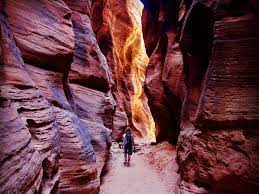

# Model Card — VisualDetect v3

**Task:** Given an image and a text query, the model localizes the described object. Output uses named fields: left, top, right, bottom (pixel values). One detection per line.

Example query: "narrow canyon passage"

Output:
left=1, top=0, right=258, bottom=193
left=99, top=141, right=179, bottom=194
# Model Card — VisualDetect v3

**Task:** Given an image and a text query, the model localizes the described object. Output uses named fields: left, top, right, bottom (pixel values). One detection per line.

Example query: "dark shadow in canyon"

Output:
left=180, top=2, right=214, bottom=127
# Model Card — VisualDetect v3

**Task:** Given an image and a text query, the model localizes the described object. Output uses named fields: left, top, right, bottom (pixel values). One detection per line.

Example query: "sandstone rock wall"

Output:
left=142, top=0, right=259, bottom=193
left=93, top=0, right=156, bottom=139
left=142, top=0, right=185, bottom=143
left=0, top=0, right=114, bottom=193
left=1, top=0, right=259, bottom=193
left=0, top=11, right=45, bottom=193
left=177, top=1, right=259, bottom=193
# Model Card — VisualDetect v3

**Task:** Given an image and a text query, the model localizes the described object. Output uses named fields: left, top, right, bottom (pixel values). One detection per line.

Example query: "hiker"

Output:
left=123, top=127, right=135, bottom=166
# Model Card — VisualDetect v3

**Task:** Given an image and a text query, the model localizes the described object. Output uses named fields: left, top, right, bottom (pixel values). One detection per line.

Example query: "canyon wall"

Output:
left=142, top=0, right=185, bottom=143
left=1, top=0, right=259, bottom=193
left=142, top=0, right=259, bottom=193
left=0, top=0, right=114, bottom=193
left=93, top=0, right=156, bottom=140
left=0, top=0, right=156, bottom=192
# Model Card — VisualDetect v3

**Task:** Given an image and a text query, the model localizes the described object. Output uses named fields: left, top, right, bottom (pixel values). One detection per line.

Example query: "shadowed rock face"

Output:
left=177, top=2, right=259, bottom=193
left=1, top=0, right=113, bottom=193
left=142, top=0, right=259, bottom=193
left=5, top=0, right=74, bottom=73
left=142, top=0, right=184, bottom=144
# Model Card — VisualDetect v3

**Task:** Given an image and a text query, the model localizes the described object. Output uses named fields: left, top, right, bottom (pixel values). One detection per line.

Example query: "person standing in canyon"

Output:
left=123, top=127, right=135, bottom=166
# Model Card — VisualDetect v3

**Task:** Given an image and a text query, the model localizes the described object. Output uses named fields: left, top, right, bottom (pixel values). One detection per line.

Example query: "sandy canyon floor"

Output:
left=99, top=141, right=179, bottom=194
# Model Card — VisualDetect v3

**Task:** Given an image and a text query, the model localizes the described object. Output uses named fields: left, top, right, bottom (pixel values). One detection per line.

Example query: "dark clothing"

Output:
left=124, top=144, right=133, bottom=155
left=123, top=133, right=134, bottom=155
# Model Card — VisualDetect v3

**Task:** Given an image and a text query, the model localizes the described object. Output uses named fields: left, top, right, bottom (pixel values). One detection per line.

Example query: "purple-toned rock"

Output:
left=0, top=12, right=58, bottom=193
left=6, top=0, right=75, bottom=72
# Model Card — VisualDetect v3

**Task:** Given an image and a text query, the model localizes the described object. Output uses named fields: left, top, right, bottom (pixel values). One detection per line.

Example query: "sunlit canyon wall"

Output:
left=93, top=0, right=156, bottom=139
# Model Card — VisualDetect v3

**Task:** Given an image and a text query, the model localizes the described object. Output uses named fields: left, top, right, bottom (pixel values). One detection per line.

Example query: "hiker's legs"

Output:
left=128, top=154, right=131, bottom=163
left=127, top=146, right=132, bottom=164
left=124, top=144, right=127, bottom=164
left=124, top=153, right=127, bottom=163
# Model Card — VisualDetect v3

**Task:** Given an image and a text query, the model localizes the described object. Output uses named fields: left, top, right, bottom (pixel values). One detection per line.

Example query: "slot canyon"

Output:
left=0, top=0, right=258, bottom=193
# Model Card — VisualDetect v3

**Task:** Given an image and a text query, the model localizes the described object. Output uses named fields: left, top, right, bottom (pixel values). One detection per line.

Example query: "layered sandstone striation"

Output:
left=1, top=0, right=259, bottom=193
left=177, top=1, right=259, bottom=193
left=142, top=0, right=259, bottom=193
left=1, top=0, right=114, bottom=193
left=0, top=11, right=45, bottom=193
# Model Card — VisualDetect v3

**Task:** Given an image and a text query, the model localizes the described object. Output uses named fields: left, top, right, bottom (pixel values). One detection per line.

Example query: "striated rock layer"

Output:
left=142, top=0, right=259, bottom=193
left=177, top=1, right=259, bottom=193
left=1, top=0, right=114, bottom=193
left=0, top=11, right=44, bottom=193
left=1, top=0, right=259, bottom=193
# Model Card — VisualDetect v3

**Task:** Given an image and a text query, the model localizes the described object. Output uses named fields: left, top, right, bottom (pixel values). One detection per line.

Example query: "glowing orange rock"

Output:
left=100, top=0, right=156, bottom=139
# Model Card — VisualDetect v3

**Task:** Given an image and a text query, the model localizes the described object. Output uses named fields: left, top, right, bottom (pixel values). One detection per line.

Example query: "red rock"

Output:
left=64, top=0, right=92, bottom=16
left=96, top=0, right=156, bottom=139
left=69, top=83, right=115, bottom=128
left=83, top=120, right=112, bottom=178
left=6, top=0, right=75, bottom=72
left=54, top=107, right=99, bottom=193
left=92, top=0, right=131, bottom=140
left=177, top=1, right=259, bottom=193
left=195, top=15, right=259, bottom=129
left=25, top=61, right=108, bottom=193
left=112, top=110, right=128, bottom=141
left=143, top=1, right=183, bottom=143
left=69, top=10, right=112, bottom=93
left=145, top=34, right=176, bottom=142
left=2, top=0, right=258, bottom=193
left=2, top=0, right=114, bottom=193
left=142, top=0, right=259, bottom=193
left=0, top=12, right=56, bottom=193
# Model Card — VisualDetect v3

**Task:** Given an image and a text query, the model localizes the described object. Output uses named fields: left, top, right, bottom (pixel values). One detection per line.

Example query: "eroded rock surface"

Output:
left=1, top=0, right=259, bottom=193
left=142, top=0, right=185, bottom=143
left=177, top=2, right=259, bottom=193
left=94, top=0, right=155, bottom=139
left=1, top=0, right=114, bottom=193
left=0, top=12, right=44, bottom=193
left=142, top=0, right=259, bottom=193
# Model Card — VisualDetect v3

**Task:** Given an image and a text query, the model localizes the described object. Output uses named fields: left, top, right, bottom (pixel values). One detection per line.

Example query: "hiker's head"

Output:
left=126, top=127, right=131, bottom=135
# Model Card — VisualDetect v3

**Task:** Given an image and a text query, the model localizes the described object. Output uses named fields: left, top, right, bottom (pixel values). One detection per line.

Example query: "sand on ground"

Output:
left=99, top=141, right=179, bottom=194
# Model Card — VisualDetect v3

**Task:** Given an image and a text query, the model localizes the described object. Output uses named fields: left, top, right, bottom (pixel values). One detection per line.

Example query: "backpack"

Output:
left=125, top=134, right=132, bottom=146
